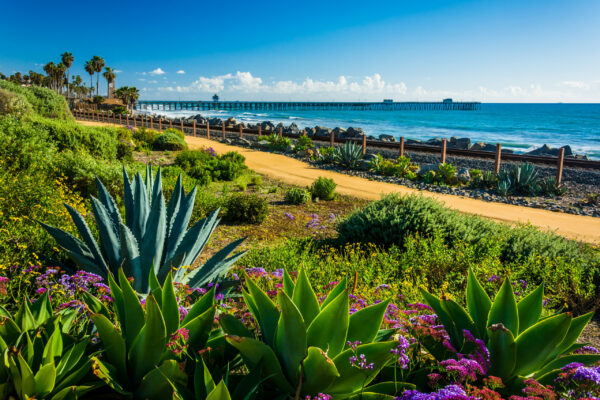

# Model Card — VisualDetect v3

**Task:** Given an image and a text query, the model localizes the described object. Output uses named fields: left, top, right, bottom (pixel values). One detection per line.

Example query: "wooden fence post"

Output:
left=362, top=134, right=367, bottom=155
left=126, top=114, right=129, bottom=125
left=556, top=147, right=565, bottom=185
left=441, top=139, right=447, bottom=164
left=399, top=137, right=405, bottom=157
left=193, top=120, right=196, bottom=137
left=278, top=127, right=283, bottom=138
left=141, top=115, right=144, bottom=128
left=206, top=122, right=210, bottom=139
left=302, top=129, right=306, bottom=136
left=169, top=119, right=172, bottom=129
left=330, top=131, right=335, bottom=148
left=239, top=125, right=243, bottom=138
left=494, top=143, right=502, bottom=174
left=132, top=115, right=136, bottom=128
left=158, top=118, right=162, bottom=132
left=119, top=114, right=122, bottom=125
left=258, top=125, right=262, bottom=136
left=222, top=123, right=226, bottom=139
left=180, top=119, right=184, bottom=134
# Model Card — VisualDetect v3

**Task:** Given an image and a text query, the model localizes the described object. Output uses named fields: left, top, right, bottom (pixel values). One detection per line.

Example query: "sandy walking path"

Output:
left=76, top=121, right=600, bottom=244
left=185, top=136, right=600, bottom=244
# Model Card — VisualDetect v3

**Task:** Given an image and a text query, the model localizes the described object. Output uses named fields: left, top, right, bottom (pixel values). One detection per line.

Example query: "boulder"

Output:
left=314, top=126, right=332, bottom=137
left=332, top=127, right=347, bottom=137
left=449, top=137, right=471, bottom=150
left=418, top=163, right=438, bottom=176
left=209, top=117, right=222, bottom=126
left=457, top=168, right=471, bottom=184
left=378, top=134, right=396, bottom=142
left=233, top=137, right=251, bottom=146
left=260, top=121, right=274, bottom=131
left=405, top=139, right=423, bottom=145
left=304, top=127, right=315, bottom=136
left=257, top=140, right=270, bottom=147
left=526, top=144, right=573, bottom=157
left=425, top=138, right=444, bottom=147
left=471, top=142, right=497, bottom=152
left=286, top=123, right=300, bottom=134
left=358, top=159, right=371, bottom=171
left=345, top=127, right=364, bottom=138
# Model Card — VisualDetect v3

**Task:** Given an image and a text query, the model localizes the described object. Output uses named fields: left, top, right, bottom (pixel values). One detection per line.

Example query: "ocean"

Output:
left=140, top=103, right=600, bottom=160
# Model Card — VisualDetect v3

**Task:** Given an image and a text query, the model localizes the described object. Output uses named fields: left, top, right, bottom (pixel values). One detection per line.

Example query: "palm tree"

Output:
left=114, top=86, right=140, bottom=112
left=84, top=60, right=95, bottom=97
left=102, top=67, right=116, bottom=98
left=43, top=62, right=57, bottom=91
left=61, top=52, right=74, bottom=98
left=91, top=56, right=105, bottom=97
left=55, top=63, right=66, bottom=94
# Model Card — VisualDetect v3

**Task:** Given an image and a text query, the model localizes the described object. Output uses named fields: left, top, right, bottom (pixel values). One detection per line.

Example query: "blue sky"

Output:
left=1, top=0, right=599, bottom=102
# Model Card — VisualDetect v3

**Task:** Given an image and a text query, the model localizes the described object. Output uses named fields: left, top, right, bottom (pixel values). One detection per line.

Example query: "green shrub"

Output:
left=436, top=163, right=457, bottom=184
left=250, top=175, right=262, bottom=186
left=224, top=193, right=268, bottom=224
left=133, top=127, right=160, bottom=148
left=189, top=165, right=213, bottom=186
left=174, top=149, right=214, bottom=170
left=112, top=105, right=127, bottom=114
left=162, top=127, right=185, bottom=139
left=370, top=154, right=418, bottom=178
left=316, top=146, right=337, bottom=163
left=116, top=141, right=134, bottom=162
left=310, top=176, right=337, bottom=201
left=258, top=133, right=292, bottom=151
left=285, top=187, right=311, bottom=204
left=0, top=80, right=72, bottom=119
left=538, top=177, right=567, bottom=197
left=0, top=87, right=32, bottom=117
left=153, top=132, right=188, bottom=150
left=295, top=135, right=313, bottom=151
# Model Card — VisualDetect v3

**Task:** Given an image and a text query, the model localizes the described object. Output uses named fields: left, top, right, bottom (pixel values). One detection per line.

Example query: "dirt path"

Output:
left=185, top=136, right=600, bottom=244
left=76, top=121, right=600, bottom=244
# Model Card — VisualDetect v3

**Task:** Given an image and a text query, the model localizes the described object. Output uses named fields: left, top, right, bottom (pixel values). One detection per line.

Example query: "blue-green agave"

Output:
left=420, top=269, right=599, bottom=388
left=42, top=166, right=245, bottom=293
left=223, top=270, right=413, bottom=399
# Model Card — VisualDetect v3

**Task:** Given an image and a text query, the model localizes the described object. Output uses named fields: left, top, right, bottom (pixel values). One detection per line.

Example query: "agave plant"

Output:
left=42, top=166, right=245, bottom=293
left=85, top=268, right=217, bottom=399
left=223, top=270, right=412, bottom=398
left=334, top=141, right=364, bottom=169
left=420, top=269, right=599, bottom=389
left=0, top=293, right=97, bottom=399
left=497, top=162, right=539, bottom=195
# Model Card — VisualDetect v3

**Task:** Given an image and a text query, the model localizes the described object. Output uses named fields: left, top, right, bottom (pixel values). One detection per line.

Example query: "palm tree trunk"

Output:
left=66, top=70, right=70, bottom=99
left=96, top=73, right=99, bottom=97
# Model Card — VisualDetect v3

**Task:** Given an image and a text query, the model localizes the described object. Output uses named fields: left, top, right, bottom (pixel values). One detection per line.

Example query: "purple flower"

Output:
left=398, top=384, right=468, bottom=400
left=0, top=276, right=8, bottom=283
left=390, top=336, right=410, bottom=369
left=487, top=275, right=500, bottom=283
left=346, top=340, right=361, bottom=351
left=440, top=358, right=484, bottom=382
left=349, top=354, right=374, bottom=370
left=284, top=212, right=295, bottom=220
left=574, top=346, right=599, bottom=355
left=272, top=269, right=284, bottom=279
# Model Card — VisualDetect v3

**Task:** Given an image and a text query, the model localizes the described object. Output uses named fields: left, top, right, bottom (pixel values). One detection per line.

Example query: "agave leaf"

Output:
left=129, top=294, right=167, bottom=383
left=140, top=188, right=166, bottom=280
left=346, top=300, right=389, bottom=345
left=275, top=291, right=307, bottom=384
left=90, top=314, right=127, bottom=381
left=517, top=283, right=544, bottom=334
left=132, top=173, right=150, bottom=244
left=487, top=278, right=519, bottom=337
left=64, top=203, right=108, bottom=274
left=123, top=167, right=135, bottom=229
left=243, top=276, right=279, bottom=346
left=219, top=313, right=253, bottom=338
left=328, top=341, right=397, bottom=394
left=307, top=289, right=349, bottom=358
left=119, top=223, right=142, bottom=290
left=182, top=305, right=216, bottom=352
left=106, top=272, right=125, bottom=328
left=163, top=186, right=197, bottom=264
left=225, top=335, right=294, bottom=393
left=302, top=346, right=340, bottom=395
left=0, top=315, right=21, bottom=348
left=56, top=341, right=88, bottom=379
left=90, top=196, right=122, bottom=274
left=420, top=289, right=461, bottom=351
left=53, top=359, right=94, bottom=394
left=513, top=313, right=571, bottom=376
left=534, top=354, right=600, bottom=381
left=194, top=357, right=216, bottom=400
left=182, top=287, right=215, bottom=325
left=292, top=269, right=320, bottom=326
left=95, top=177, right=122, bottom=232
left=487, top=324, right=516, bottom=380
left=466, top=268, right=492, bottom=338
left=136, top=359, right=187, bottom=399
left=165, top=174, right=184, bottom=239
left=33, top=362, right=56, bottom=397
left=357, top=382, right=416, bottom=396
left=118, top=269, right=145, bottom=349
left=150, top=167, right=163, bottom=208
left=42, top=326, right=63, bottom=365
left=15, top=298, right=36, bottom=332
left=442, top=299, right=477, bottom=349
left=89, top=356, right=131, bottom=396
left=38, top=222, right=103, bottom=277
left=30, top=291, right=52, bottom=328
left=161, top=273, right=180, bottom=337
left=177, top=209, right=221, bottom=269
left=206, top=380, right=232, bottom=400
left=321, top=278, right=347, bottom=309
left=185, top=238, right=246, bottom=289
left=550, top=311, right=594, bottom=359
left=283, top=268, right=295, bottom=297
left=50, top=384, right=97, bottom=400
left=144, top=165, right=153, bottom=202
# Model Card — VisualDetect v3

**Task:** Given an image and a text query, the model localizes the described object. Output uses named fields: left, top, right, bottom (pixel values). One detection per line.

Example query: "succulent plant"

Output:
left=420, top=269, right=599, bottom=388
left=223, top=270, right=412, bottom=398
left=334, top=141, right=364, bottom=169
left=42, top=165, right=245, bottom=293
left=0, top=293, right=97, bottom=399
left=497, top=162, right=539, bottom=195
left=85, top=268, right=218, bottom=398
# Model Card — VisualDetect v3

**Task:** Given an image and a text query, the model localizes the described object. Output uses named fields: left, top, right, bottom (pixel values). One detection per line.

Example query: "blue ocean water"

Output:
left=145, top=103, right=600, bottom=159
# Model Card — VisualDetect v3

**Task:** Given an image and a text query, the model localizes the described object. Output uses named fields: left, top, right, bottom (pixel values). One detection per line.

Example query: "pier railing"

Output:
left=73, top=111, right=600, bottom=185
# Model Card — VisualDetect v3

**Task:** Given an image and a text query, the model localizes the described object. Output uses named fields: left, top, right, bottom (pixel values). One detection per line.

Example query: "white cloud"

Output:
left=149, top=68, right=165, bottom=76
left=561, top=81, right=590, bottom=90
left=148, top=80, right=158, bottom=84
left=114, top=69, right=123, bottom=73
left=176, top=70, right=185, bottom=74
